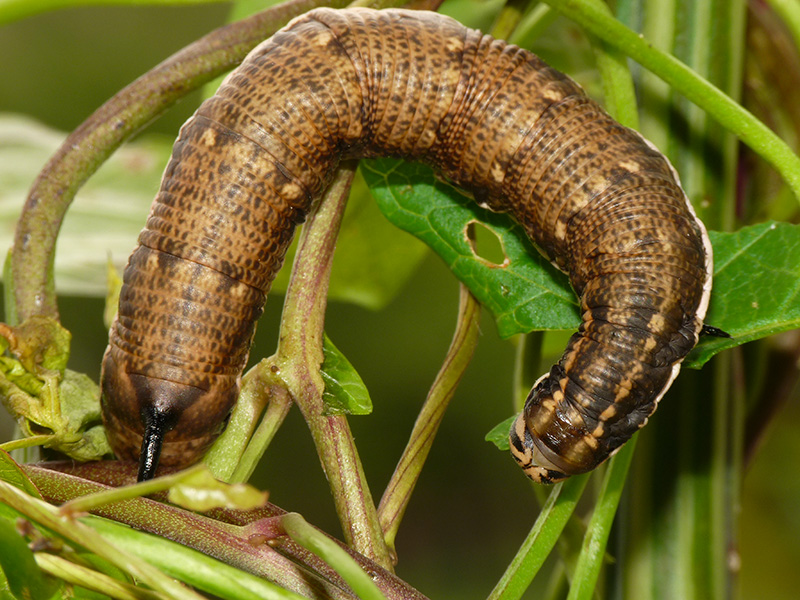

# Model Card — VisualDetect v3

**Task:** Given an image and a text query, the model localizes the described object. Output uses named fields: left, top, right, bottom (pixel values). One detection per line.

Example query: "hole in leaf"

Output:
left=466, top=221, right=509, bottom=267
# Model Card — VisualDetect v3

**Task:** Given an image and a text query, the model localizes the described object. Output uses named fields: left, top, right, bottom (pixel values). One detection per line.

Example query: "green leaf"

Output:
left=487, top=475, right=590, bottom=600
left=103, top=258, right=123, bottom=330
left=363, top=158, right=581, bottom=338
left=687, top=221, right=800, bottom=367
left=0, top=450, right=41, bottom=499
left=0, top=115, right=171, bottom=299
left=0, top=518, right=59, bottom=600
left=485, top=416, right=516, bottom=452
left=0, top=316, right=109, bottom=461
left=168, top=468, right=268, bottom=512
left=365, top=157, right=800, bottom=368
left=320, top=333, right=372, bottom=416
left=0, top=316, right=70, bottom=375
left=55, top=370, right=110, bottom=461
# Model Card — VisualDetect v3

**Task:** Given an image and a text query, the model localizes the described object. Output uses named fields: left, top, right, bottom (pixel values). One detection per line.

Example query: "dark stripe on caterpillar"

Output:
left=100, top=7, right=713, bottom=482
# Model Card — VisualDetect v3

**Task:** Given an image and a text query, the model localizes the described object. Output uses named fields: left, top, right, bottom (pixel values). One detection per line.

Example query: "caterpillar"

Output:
left=100, top=7, right=713, bottom=482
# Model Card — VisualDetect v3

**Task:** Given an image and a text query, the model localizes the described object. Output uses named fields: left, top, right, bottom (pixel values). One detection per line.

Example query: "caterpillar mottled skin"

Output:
left=100, top=8, right=713, bottom=482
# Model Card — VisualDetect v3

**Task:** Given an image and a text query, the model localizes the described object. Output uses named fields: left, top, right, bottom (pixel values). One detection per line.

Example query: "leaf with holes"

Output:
left=362, top=158, right=580, bottom=338
left=364, top=162, right=800, bottom=367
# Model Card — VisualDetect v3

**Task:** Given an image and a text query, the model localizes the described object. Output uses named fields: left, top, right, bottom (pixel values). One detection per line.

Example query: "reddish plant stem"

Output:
left=25, top=463, right=429, bottom=600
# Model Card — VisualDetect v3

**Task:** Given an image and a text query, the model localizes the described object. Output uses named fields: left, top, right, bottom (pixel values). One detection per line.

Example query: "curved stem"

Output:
left=0, top=476, right=207, bottom=600
left=10, top=0, right=349, bottom=323
left=272, top=163, right=393, bottom=570
left=377, top=283, right=481, bottom=555
left=0, top=0, right=230, bottom=27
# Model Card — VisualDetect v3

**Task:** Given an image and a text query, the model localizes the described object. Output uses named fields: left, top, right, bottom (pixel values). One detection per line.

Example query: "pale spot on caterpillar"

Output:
left=647, top=312, right=667, bottom=332
left=599, top=404, right=618, bottom=421
left=281, top=183, right=304, bottom=202
left=583, top=434, right=600, bottom=450
left=312, top=29, right=337, bottom=48
left=612, top=386, right=631, bottom=404
left=619, top=159, right=642, bottom=172
left=200, top=129, right=218, bottom=148
left=490, top=162, right=505, bottom=184
left=555, top=220, right=567, bottom=242
left=444, top=37, right=463, bottom=54
left=229, top=282, right=252, bottom=300
left=539, top=85, right=567, bottom=103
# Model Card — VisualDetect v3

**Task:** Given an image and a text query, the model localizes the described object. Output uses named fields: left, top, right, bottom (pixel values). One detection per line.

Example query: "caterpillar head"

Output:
left=509, top=411, right=571, bottom=484
left=508, top=368, right=590, bottom=484
left=100, top=347, right=237, bottom=481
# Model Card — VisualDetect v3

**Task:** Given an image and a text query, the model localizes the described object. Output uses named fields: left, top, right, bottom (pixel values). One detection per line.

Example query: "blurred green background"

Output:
left=1, top=2, right=799, bottom=598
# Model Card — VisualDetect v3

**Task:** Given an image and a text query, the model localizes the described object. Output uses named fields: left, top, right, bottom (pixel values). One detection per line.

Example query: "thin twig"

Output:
left=377, top=284, right=480, bottom=556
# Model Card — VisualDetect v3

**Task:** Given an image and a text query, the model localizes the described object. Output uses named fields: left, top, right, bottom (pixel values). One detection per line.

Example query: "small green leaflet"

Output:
left=0, top=317, right=110, bottom=462
left=0, top=450, right=41, bottom=499
left=168, top=467, right=268, bottom=512
left=320, top=333, right=372, bottom=416
left=485, top=416, right=515, bottom=452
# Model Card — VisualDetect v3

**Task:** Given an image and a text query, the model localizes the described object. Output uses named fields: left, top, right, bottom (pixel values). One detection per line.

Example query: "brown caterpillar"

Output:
left=100, top=7, right=712, bottom=482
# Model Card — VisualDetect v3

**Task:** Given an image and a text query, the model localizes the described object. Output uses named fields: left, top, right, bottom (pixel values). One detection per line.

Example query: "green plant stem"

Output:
left=507, top=3, right=557, bottom=49
left=271, top=163, right=393, bottom=570
left=229, top=375, right=294, bottom=484
left=281, top=513, right=388, bottom=600
left=203, top=359, right=293, bottom=483
left=489, top=0, right=528, bottom=40
left=566, top=438, right=638, bottom=600
left=487, top=475, right=590, bottom=600
left=59, top=464, right=210, bottom=515
left=590, top=35, right=640, bottom=129
left=0, top=479, right=206, bottom=600
left=9, top=0, right=349, bottom=325
left=34, top=552, right=167, bottom=600
left=0, top=0, right=229, bottom=26
left=377, top=283, right=481, bottom=555
left=542, top=0, right=800, bottom=204
left=26, top=468, right=346, bottom=599
left=84, top=515, right=308, bottom=600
